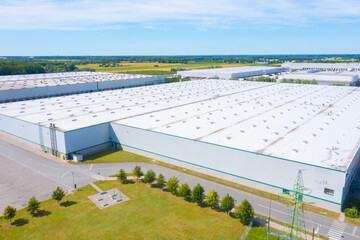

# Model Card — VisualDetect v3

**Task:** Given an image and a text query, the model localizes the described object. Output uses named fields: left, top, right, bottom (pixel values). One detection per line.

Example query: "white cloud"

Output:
left=0, top=0, right=359, bottom=30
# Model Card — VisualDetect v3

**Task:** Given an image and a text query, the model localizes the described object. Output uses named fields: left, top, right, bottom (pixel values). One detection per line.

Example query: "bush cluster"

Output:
left=118, top=166, right=254, bottom=225
left=344, top=197, right=360, bottom=218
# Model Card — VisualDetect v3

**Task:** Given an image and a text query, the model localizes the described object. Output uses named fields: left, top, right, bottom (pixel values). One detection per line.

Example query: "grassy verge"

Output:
left=72, top=149, right=340, bottom=220
left=345, top=217, right=360, bottom=226
left=0, top=181, right=246, bottom=240
left=246, top=222, right=281, bottom=240
left=253, top=213, right=328, bottom=240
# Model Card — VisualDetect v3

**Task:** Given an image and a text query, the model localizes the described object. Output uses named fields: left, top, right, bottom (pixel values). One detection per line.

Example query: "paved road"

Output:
left=1, top=139, right=360, bottom=240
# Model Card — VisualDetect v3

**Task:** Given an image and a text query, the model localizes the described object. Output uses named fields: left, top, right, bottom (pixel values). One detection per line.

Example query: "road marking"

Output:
left=90, top=164, right=93, bottom=170
left=327, top=221, right=346, bottom=240
left=353, top=227, right=358, bottom=235
left=257, top=204, right=288, bottom=216
left=315, top=225, right=321, bottom=234
left=61, top=170, right=71, bottom=178
left=0, top=153, right=73, bottom=190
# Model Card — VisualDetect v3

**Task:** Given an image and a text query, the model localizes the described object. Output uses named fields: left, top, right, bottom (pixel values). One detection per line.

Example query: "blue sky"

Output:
left=1, top=0, right=360, bottom=56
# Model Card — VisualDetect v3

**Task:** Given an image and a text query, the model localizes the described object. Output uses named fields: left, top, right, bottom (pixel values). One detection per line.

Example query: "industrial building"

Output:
left=1, top=79, right=359, bottom=212
left=0, top=71, right=164, bottom=102
left=279, top=71, right=360, bottom=86
left=282, top=62, right=360, bottom=71
left=177, top=66, right=288, bottom=79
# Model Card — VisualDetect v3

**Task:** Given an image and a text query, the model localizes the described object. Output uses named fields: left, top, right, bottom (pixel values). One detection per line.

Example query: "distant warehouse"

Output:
left=1, top=80, right=359, bottom=212
left=0, top=72, right=164, bottom=102
left=282, top=62, right=360, bottom=71
left=279, top=71, right=360, bottom=86
left=177, top=66, right=288, bottom=79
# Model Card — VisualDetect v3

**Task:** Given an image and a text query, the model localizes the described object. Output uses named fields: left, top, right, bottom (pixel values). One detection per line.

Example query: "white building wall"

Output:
left=0, top=113, right=66, bottom=153
left=110, top=122, right=346, bottom=211
left=0, top=83, right=97, bottom=102
left=63, top=123, right=111, bottom=155
left=0, top=77, right=165, bottom=102
left=279, top=73, right=357, bottom=85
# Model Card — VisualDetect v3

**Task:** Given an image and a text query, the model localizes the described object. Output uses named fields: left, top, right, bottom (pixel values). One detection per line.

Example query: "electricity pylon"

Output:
left=281, top=170, right=308, bottom=240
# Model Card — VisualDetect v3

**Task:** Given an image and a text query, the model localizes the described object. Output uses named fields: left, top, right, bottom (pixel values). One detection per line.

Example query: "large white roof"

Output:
left=178, top=66, right=287, bottom=78
left=280, top=71, right=359, bottom=83
left=282, top=62, right=360, bottom=70
left=0, top=71, right=154, bottom=90
left=1, top=80, right=359, bottom=170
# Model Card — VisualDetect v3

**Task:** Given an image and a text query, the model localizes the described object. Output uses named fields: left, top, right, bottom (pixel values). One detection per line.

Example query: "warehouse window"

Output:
left=282, top=189, right=290, bottom=195
left=324, top=188, right=334, bottom=196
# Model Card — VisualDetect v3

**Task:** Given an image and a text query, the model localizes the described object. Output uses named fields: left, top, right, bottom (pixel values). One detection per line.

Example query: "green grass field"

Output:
left=76, top=62, right=275, bottom=75
left=0, top=181, right=246, bottom=240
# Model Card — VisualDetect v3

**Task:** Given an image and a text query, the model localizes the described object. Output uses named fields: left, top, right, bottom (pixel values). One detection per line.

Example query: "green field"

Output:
left=76, top=62, right=275, bottom=75
left=0, top=181, right=246, bottom=240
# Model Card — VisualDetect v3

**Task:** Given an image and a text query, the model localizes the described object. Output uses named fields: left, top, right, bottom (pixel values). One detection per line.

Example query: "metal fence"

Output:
left=239, top=220, right=254, bottom=240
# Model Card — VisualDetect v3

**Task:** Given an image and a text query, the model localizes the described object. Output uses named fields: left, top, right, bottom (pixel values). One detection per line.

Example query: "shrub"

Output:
left=155, top=174, right=166, bottom=188
left=26, top=197, right=40, bottom=216
left=221, top=194, right=234, bottom=215
left=133, top=165, right=144, bottom=180
left=205, top=189, right=219, bottom=208
left=3, top=206, right=16, bottom=222
left=117, top=169, right=127, bottom=183
left=52, top=186, right=66, bottom=204
left=344, top=207, right=359, bottom=218
left=166, top=175, right=179, bottom=194
left=178, top=183, right=191, bottom=199
left=235, top=199, right=254, bottom=225
left=143, top=169, right=156, bottom=185
left=191, top=184, right=205, bottom=204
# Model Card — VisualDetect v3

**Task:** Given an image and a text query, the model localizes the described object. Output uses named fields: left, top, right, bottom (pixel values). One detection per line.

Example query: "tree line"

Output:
left=0, top=61, right=78, bottom=76
left=120, top=165, right=255, bottom=225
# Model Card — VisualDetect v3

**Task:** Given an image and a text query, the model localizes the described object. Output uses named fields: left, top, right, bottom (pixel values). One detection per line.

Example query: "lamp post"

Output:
left=71, top=170, right=76, bottom=189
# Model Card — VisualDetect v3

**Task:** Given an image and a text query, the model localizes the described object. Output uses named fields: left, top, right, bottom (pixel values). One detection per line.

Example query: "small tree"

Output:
left=155, top=173, right=166, bottom=188
left=52, top=186, right=65, bottom=205
left=143, top=169, right=156, bottom=185
left=133, top=165, right=144, bottom=180
left=117, top=169, right=127, bottom=183
left=205, top=189, right=219, bottom=208
left=178, top=183, right=191, bottom=199
left=3, top=206, right=16, bottom=222
left=191, top=184, right=205, bottom=205
left=166, top=175, right=179, bottom=194
left=235, top=199, right=254, bottom=225
left=26, top=197, right=40, bottom=216
left=221, top=194, right=234, bottom=215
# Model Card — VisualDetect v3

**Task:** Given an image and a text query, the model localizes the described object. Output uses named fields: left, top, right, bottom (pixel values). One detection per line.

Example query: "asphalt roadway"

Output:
left=1, top=139, right=360, bottom=240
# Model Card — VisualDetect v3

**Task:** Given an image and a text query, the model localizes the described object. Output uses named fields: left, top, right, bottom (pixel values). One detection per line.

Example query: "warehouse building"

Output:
left=177, top=66, right=288, bottom=79
left=0, top=80, right=359, bottom=212
left=282, top=62, right=360, bottom=71
left=0, top=72, right=164, bottom=102
left=279, top=71, right=360, bottom=86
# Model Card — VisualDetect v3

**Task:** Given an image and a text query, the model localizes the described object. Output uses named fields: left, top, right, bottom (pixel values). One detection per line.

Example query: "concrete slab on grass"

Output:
left=88, top=188, right=130, bottom=209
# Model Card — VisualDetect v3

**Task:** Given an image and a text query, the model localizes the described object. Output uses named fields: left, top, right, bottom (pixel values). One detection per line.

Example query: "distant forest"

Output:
left=1, top=55, right=359, bottom=76
left=0, top=61, right=77, bottom=76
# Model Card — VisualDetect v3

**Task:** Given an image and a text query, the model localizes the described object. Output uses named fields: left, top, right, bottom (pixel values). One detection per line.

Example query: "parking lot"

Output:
left=0, top=154, right=67, bottom=214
